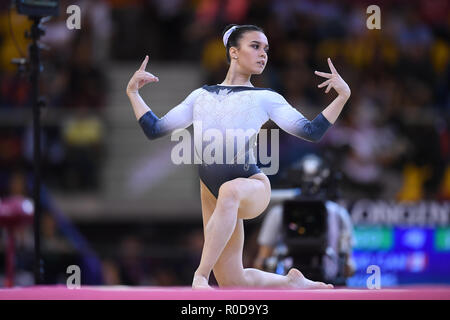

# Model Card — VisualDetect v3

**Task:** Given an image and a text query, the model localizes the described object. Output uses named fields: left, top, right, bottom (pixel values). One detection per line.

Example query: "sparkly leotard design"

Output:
left=139, top=85, right=332, bottom=198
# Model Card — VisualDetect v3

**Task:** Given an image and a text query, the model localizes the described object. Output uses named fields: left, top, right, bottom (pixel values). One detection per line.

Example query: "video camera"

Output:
left=280, top=198, right=329, bottom=281
left=275, top=154, right=347, bottom=283
left=15, top=0, right=59, bottom=17
left=282, top=199, right=328, bottom=252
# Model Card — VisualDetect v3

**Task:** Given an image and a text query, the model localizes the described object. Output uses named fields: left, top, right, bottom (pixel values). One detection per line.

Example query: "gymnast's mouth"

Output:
left=257, top=61, right=265, bottom=67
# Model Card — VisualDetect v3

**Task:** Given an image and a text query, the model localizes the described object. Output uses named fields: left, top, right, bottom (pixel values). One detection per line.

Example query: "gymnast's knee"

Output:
left=218, top=182, right=241, bottom=205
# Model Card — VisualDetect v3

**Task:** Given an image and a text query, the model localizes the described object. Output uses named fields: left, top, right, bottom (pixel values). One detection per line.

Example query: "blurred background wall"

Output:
left=0, top=0, right=448, bottom=287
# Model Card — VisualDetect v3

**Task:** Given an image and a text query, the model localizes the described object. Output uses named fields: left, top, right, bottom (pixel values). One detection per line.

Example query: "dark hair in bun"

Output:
left=222, top=24, right=265, bottom=64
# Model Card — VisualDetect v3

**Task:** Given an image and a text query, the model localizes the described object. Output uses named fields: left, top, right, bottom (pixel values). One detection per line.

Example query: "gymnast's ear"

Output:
left=229, top=46, right=238, bottom=60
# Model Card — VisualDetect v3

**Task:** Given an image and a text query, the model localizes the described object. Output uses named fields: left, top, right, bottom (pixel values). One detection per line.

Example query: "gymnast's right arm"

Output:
left=126, top=55, right=198, bottom=140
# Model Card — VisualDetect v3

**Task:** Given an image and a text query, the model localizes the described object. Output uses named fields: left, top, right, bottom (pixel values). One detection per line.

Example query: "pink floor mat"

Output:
left=1, top=285, right=450, bottom=300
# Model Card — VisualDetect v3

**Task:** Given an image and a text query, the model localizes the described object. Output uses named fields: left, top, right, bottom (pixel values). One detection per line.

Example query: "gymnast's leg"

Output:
left=193, top=175, right=333, bottom=289
left=192, top=178, right=243, bottom=289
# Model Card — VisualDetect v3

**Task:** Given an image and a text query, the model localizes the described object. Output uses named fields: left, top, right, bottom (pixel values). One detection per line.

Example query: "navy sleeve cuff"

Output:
left=315, top=112, right=332, bottom=128
left=309, top=112, right=332, bottom=142
left=138, top=110, right=163, bottom=140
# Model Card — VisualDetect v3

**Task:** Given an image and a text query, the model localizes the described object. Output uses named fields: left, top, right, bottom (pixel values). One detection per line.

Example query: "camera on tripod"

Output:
left=257, top=153, right=353, bottom=285
left=10, top=0, right=59, bottom=284
left=280, top=198, right=330, bottom=280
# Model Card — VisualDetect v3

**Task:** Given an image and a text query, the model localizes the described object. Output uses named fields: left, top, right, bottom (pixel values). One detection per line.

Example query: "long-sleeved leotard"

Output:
left=138, top=85, right=332, bottom=198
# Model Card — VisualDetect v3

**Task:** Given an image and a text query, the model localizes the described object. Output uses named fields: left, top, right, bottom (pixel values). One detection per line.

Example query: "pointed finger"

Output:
left=327, top=58, right=338, bottom=74
left=318, top=79, right=331, bottom=88
left=137, top=71, right=159, bottom=81
left=144, top=76, right=158, bottom=82
left=139, top=55, right=149, bottom=71
left=325, top=82, right=332, bottom=93
left=315, top=71, right=332, bottom=78
left=145, top=77, right=159, bottom=83
left=144, top=77, right=159, bottom=83
left=144, top=71, right=158, bottom=80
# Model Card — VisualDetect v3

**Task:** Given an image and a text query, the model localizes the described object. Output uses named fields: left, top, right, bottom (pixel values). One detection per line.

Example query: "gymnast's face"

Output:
left=231, top=31, right=269, bottom=75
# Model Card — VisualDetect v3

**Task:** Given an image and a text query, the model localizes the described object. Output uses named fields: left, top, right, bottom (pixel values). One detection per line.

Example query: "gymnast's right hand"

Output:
left=126, top=55, right=159, bottom=94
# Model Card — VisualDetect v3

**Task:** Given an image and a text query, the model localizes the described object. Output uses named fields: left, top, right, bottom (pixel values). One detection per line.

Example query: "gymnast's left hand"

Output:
left=315, top=58, right=351, bottom=99
left=126, top=55, right=159, bottom=95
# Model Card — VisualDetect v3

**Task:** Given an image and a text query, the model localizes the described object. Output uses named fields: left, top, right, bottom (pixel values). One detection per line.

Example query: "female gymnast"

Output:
left=126, top=24, right=351, bottom=289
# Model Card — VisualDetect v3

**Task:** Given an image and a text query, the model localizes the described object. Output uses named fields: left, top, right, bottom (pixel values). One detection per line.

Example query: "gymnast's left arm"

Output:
left=314, top=58, right=351, bottom=124
left=264, top=58, right=350, bottom=142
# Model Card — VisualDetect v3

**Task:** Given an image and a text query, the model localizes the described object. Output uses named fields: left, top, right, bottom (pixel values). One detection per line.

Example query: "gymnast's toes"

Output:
left=287, top=268, right=334, bottom=289
left=192, top=274, right=214, bottom=290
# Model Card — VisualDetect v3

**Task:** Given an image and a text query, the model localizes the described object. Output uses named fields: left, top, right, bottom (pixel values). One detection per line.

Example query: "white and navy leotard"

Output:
left=138, top=85, right=332, bottom=198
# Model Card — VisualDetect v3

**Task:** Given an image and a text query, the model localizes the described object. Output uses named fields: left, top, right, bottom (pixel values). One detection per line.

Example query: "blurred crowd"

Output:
left=1, top=0, right=448, bottom=199
left=0, top=0, right=109, bottom=194
left=0, top=0, right=449, bottom=286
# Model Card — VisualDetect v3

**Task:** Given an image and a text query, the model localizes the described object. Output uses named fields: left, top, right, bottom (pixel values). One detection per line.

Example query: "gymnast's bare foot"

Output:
left=192, top=274, right=213, bottom=290
left=287, top=268, right=334, bottom=289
